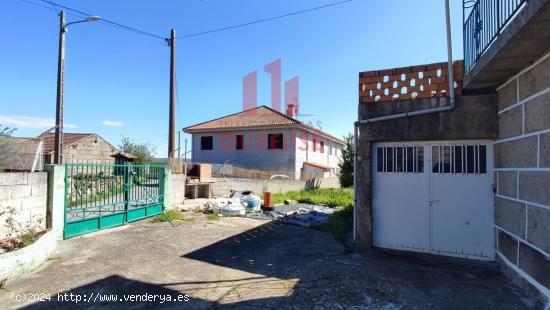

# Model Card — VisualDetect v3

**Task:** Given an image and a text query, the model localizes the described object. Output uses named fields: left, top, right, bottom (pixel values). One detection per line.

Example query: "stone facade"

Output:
left=494, top=52, right=550, bottom=301
left=0, top=172, right=48, bottom=239
left=45, top=134, right=117, bottom=164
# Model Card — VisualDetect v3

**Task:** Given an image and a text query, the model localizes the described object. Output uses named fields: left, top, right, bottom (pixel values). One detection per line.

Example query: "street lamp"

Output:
left=54, top=11, right=100, bottom=164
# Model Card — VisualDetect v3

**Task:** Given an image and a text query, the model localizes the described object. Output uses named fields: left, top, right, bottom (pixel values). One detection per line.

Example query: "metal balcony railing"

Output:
left=463, top=0, right=527, bottom=72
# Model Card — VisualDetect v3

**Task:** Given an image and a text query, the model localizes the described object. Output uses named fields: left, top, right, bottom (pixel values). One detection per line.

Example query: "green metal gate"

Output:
left=64, top=162, right=165, bottom=239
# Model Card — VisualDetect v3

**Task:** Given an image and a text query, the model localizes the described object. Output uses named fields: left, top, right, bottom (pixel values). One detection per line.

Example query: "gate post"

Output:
left=45, top=164, right=66, bottom=239
left=123, top=163, right=130, bottom=220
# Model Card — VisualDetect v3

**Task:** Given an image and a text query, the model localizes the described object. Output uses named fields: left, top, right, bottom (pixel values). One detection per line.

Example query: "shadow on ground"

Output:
left=15, top=220, right=534, bottom=309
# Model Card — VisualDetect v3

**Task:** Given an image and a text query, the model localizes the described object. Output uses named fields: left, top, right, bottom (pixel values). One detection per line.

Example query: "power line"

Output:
left=46, top=0, right=58, bottom=13
left=176, top=0, right=353, bottom=39
left=19, top=0, right=168, bottom=40
left=19, top=0, right=353, bottom=41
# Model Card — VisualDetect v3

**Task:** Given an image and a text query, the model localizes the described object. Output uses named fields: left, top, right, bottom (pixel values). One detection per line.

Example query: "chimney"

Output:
left=286, top=104, right=297, bottom=118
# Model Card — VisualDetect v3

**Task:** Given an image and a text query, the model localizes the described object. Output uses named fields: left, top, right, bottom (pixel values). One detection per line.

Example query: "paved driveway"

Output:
left=0, top=213, right=534, bottom=309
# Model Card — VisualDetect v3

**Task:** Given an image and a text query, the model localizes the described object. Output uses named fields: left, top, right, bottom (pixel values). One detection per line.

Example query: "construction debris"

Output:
left=198, top=191, right=335, bottom=227
left=231, top=191, right=261, bottom=212
left=205, top=197, right=246, bottom=216
left=277, top=204, right=335, bottom=227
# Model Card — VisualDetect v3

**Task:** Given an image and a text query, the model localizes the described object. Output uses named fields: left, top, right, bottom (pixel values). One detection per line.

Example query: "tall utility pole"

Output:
left=54, top=11, right=66, bottom=164
left=168, top=29, right=176, bottom=159
left=53, top=11, right=100, bottom=164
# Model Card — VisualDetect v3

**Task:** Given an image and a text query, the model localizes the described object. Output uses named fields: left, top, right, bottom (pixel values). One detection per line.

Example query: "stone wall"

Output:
left=49, top=134, right=117, bottom=164
left=211, top=177, right=340, bottom=196
left=0, top=172, right=47, bottom=239
left=494, top=52, right=550, bottom=301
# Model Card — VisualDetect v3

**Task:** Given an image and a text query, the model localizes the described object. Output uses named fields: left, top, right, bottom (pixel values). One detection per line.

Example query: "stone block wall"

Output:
left=47, top=134, right=117, bottom=164
left=494, top=52, right=550, bottom=301
left=0, top=172, right=48, bottom=239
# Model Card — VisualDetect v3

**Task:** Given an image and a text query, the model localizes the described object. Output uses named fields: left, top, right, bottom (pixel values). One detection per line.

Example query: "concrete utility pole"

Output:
left=54, top=11, right=66, bottom=165
left=168, top=29, right=176, bottom=159
left=54, top=11, right=100, bottom=164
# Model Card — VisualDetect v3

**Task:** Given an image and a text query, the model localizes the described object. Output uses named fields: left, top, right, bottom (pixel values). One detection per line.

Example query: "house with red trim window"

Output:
left=183, top=105, right=345, bottom=180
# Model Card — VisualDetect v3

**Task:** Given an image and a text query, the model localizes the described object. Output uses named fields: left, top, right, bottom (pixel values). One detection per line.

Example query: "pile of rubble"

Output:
left=196, top=191, right=335, bottom=227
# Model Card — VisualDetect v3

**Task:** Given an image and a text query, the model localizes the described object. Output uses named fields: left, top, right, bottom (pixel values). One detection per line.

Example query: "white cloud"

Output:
left=0, top=115, right=77, bottom=129
left=102, top=120, right=124, bottom=127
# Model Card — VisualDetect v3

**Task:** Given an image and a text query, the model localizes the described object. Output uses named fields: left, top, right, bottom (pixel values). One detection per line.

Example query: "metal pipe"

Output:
left=445, top=0, right=456, bottom=108
left=352, top=0, right=457, bottom=242
left=356, top=105, right=454, bottom=125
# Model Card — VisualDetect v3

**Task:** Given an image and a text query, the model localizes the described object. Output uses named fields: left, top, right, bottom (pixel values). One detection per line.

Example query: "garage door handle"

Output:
left=430, top=199, right=441, bottom=203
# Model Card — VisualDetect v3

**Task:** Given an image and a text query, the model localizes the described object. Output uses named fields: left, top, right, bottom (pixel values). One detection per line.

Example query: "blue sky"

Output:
left=1, top=0, right=464, bottom=157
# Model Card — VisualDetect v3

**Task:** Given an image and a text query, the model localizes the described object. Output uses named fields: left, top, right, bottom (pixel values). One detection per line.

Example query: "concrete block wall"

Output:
left=359, top=61, right=463, bottom=103
left=0, top=172, right=47, bottom=239
left=494, top=51, right=550, bottom=302
left=166, top=172, right=186, bottom=209
left=211, top=177, right=340, bottom=196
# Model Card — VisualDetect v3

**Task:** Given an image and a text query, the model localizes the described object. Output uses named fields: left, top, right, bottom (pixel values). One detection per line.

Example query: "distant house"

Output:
left=0, top=136, right=42, bottom=171
left=0, top=133, right=124, bottom=170
left=40, top=133, right=118, bottom=164
left=183, top=105, right=345, bottom=180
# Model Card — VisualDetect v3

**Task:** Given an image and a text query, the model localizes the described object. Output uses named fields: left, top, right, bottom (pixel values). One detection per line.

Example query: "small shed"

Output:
left=111, top=151, right=137, bottom=165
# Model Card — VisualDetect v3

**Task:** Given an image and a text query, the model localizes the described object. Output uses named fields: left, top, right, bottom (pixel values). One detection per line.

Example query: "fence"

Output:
left=212, top=163, right=295, bottom=180
left=463, top=0, right=527, bottom=72
left=64, top=162, right=165, bottom=239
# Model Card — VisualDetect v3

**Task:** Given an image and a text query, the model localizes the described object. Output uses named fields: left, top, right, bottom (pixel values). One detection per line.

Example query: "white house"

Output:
left=183, top=105, right=345, bottom=180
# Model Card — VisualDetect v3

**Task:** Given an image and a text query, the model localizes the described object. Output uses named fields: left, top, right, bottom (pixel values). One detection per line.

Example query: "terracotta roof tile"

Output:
left=183, top=106, right=345, bottom=145
left=37, top=133, right=94, bottom=154
left=184, top=106, right=299, bottom=131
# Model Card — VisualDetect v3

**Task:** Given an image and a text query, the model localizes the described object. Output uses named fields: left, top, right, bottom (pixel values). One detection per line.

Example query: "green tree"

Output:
left=118, top=136, right=156, bottom=164
left=338, top=133, right=354, bottom=188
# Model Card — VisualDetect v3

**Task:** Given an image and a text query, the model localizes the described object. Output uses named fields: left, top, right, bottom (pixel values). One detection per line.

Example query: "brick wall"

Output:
left=494, top=52, right=550, bottom=301
left=0, top=172, right=47, bottom=239
left=359, top=61, right=463, bottom=104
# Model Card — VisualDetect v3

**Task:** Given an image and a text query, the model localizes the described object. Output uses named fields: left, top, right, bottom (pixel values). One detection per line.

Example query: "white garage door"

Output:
left=372, top=141, right=494, bottom=261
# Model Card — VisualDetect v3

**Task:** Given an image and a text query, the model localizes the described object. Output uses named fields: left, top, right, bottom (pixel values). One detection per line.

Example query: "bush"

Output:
left=119, top=136, right=156, bottom=164
left=150, top=210, right=184, bottom=223
left=338, top=134, right=354, bottom=188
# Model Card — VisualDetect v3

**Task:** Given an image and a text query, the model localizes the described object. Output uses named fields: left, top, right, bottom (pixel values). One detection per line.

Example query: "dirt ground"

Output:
left=0, top=212, right=537, bottom=309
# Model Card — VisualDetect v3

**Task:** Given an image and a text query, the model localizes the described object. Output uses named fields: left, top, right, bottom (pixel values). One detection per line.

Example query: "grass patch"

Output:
left=270, top=188, right=354, bottom=243
left=270, top=188, right=353, bottom=208
left=150, top=210, right=184, bottom=223
left=207, top=214, right=220, bottom=221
